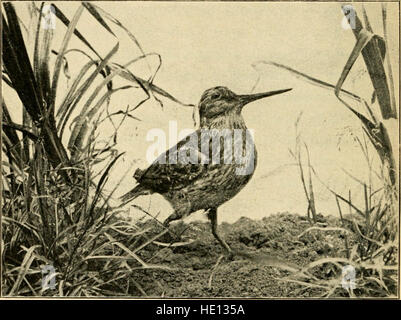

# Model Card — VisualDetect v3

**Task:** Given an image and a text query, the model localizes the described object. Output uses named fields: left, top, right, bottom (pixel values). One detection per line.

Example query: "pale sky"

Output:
left=6, top=2, right=399, bottom=223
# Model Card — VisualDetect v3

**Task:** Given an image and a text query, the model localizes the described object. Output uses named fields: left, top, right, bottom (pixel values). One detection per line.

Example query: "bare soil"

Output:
left=131, top=212, right=354, bottom=298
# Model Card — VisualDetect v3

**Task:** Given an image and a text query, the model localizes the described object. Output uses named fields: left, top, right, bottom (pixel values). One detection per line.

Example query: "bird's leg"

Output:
left=207, top=208, right=234, bottom=259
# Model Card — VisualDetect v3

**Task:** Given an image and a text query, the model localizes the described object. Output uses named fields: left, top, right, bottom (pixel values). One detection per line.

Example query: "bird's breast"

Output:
left=183, top=115, right=258, bottom=210
left=201, top=114, right=257, bottom=175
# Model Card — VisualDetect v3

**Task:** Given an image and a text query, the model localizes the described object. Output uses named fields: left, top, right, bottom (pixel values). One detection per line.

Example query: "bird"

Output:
left=120, top=86, right=292, bottom=258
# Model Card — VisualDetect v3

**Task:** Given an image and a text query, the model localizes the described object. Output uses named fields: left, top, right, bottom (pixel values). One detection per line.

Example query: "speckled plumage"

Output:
left=121, top=86, right=291, bottom=256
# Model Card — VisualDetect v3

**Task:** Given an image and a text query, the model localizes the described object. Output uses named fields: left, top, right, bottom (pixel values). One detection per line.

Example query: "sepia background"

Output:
left=2, top=1, right=399, bottom=298
left=6, top=1, right=398, bottom=223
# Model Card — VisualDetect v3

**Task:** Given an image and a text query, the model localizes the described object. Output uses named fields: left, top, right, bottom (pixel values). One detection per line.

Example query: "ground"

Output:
left=129, top=212, right=357, bottom=298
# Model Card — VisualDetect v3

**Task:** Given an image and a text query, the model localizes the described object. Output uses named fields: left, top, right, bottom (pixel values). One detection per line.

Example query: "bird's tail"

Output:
left=119, top=184, right=150, bottom=204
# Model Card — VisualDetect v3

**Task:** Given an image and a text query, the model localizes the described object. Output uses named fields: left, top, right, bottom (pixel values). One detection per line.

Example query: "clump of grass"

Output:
left=1, top=2, right=188, bottom=296
left=255, top=4, right=398, bottom=297
left=281, top=179, right=398, bottom=297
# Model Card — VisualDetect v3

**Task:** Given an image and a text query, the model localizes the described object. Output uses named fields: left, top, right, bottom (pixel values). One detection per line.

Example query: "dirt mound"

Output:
left=131, top=212, right=351, bottom=297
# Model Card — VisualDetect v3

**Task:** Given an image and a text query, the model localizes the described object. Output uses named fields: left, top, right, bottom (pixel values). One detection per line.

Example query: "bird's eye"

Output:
left=210, top=93, right=220, bottom=100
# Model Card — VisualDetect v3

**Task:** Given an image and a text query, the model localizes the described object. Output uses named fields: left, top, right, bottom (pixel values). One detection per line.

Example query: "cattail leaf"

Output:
left=73, top=86, right=134, bottom=153
left=33, top=2, right=53, bottom=110
left=8, top=245, right=40, bottom=296
left=86, top=3, right=146, bottom=62
left=2, top=2, right=42, bottom=121
left=49, top=4, right=84, bottom=117
left=82, top=2, right=115, bottom=36
left=89, top=153, right=124, bottom=214
left=57, top=60, right=97, bottom=136
left=52, top=3, right=192, bottom=109
left=108, top=63, right=194, bottom=107
left=334, top=29, right=373, bottom=98
left=342, top=5, right=396, bottom=119
left=67, top=42, right=119, bottom=153
left=52, top=3, right=101, bottom=59
left=2, top=73, right=13, bottom=88
left=381, top=4, right=397, bottom=119
left=62, top=57, right=71, bottom=80
left=69, top=53, right=162, bottom=154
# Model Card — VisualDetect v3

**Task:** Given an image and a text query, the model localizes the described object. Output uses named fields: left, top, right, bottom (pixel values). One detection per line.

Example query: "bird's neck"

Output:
left=200, top=111, right=247, bottom=130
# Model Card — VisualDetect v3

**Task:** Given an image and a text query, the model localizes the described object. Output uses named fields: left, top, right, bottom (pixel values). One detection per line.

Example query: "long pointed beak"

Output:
left=239, top=88, right=292, bottom=106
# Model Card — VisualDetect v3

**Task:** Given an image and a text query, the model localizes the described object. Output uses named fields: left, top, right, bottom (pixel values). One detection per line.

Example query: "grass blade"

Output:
left=50, top=4, right=84, bottom=116
left=341, top=5, right=396, bottom=119
left=334, top=29, right=373, bottom=98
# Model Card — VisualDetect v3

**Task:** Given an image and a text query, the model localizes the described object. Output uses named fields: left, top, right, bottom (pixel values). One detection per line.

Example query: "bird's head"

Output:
left=198, top=86, right=292, bottom=121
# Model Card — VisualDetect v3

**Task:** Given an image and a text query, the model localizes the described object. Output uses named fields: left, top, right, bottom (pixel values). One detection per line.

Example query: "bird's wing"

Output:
left=135, top=130, right=208, bottom=193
